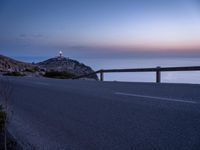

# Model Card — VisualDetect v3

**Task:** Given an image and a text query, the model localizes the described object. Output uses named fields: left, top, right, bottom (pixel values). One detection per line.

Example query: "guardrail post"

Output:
left=156, top=66, right=161, bottom=83
left=100, top=70, right=104, bottom=81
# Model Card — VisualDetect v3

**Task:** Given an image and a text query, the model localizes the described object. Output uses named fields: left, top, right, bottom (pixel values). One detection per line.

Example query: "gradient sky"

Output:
left=0, top=0, right=200, bottom=58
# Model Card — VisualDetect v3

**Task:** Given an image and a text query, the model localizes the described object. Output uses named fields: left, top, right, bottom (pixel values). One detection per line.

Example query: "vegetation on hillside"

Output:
left=3, top=72, right=26, bottom=77
left=24, top=66, right=40, bottom=72
left=0, top=106, right=6, bottom=133
left=0, top=106, right=19, bottom=149
left=43, top=71, right=75, bottom=79
left=0, top=79, right=20, bottom=150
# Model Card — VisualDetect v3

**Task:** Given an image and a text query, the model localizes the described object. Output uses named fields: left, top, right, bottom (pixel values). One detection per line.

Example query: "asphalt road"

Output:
left=2, top=77, right=200, bottom=150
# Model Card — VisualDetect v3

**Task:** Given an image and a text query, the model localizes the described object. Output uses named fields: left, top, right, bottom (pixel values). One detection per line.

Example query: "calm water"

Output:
left=15, top=56, right=200, bottom=84
left=79, top=58, right=200, bottom=84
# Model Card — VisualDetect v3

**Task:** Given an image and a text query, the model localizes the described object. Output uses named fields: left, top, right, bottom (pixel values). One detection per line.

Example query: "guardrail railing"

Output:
left=73, top=66, right=200, bottom=83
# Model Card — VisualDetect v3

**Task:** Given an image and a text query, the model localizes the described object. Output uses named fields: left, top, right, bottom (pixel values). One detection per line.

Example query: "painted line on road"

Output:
left=115, top=92, right=198, bottom=104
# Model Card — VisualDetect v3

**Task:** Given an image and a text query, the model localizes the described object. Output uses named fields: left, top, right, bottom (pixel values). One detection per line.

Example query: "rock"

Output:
left=0, top=55, right=98, bottom=80
left=0, top=55, right=36, bottom=72
left=37, top=57, right=98, bottom=80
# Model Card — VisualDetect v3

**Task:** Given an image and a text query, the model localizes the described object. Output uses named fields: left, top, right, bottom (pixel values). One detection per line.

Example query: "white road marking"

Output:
left=115, top=92, right=198, bottom=104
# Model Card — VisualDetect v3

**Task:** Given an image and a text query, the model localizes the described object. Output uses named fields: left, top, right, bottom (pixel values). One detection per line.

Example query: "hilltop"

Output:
left=0, top=55, right=98, bottom=80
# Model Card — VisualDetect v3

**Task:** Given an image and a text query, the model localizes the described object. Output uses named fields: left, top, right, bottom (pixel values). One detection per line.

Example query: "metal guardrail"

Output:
left=73, top=66, right=200, bottom=83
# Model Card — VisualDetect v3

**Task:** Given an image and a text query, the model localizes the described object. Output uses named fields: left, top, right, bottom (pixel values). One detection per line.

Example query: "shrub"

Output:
left=0, top=105, right=6, bottom=133
left=3, top=72, right=25, bottom=77
left=43, top=71, right=75, bottom=79
left=33, top=66, right=40, bottom=72
left=24, top=68, right=34, bottom=73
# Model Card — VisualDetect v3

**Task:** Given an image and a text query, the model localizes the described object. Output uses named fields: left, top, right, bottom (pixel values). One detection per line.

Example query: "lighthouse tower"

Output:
left=59, top=50, right=63, bottom=58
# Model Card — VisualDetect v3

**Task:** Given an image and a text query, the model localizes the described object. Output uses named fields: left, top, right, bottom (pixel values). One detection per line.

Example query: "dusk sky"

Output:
left=0, top=0, right=200, bottom=59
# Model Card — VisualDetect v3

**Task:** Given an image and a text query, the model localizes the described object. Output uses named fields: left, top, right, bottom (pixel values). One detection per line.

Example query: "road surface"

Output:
left=2, top=77, right=200, bottom=150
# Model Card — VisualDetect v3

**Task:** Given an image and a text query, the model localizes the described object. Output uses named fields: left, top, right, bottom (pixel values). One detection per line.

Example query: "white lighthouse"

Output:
left=59, top=50, right=63, bottom=57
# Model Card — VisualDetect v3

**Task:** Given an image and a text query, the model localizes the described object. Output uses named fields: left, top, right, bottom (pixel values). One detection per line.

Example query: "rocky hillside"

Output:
left=37, top=57, right=98, bottom=80
left=0, top=55, right=98, bottom=80
left=0, top=55, right=37, bottom=72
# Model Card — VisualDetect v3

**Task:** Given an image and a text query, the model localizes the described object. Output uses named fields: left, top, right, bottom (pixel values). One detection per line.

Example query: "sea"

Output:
left=14, top=56, right=200, bottom=84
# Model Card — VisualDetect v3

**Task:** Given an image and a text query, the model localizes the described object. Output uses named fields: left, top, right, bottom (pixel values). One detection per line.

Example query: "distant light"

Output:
left=59, top=50, right=63, bottom=57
